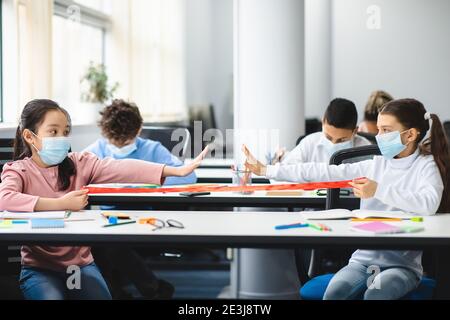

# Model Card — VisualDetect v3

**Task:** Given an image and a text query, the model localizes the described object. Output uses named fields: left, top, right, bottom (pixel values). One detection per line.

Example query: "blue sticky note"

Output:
left=31, top=219, right=65, bottom=229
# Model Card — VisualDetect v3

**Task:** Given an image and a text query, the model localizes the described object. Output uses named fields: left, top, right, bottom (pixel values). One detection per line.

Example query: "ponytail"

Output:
left=421, top=114, right=450, bottom=213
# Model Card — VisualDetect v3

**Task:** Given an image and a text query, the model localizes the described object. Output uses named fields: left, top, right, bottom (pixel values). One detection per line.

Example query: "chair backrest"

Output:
left=139, top=126, right=190, bottom=160
left=296, top=135, right=306, bottom=146
left=326, top=145, right=381, bottom=210
left=188, top=104, right=217, bottom=131
left=356, top=132, right=377, bottom=144
left=305, top=118, right=322, bottom=135
left=0, top=139, right=14, bottom=181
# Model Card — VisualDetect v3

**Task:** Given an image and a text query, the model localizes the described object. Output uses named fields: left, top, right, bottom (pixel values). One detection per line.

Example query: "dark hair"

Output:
left=13, top=99, right=76, bottom=191
left=323, top=98, right=358, bottom=130
left=364, top=90, right=394, bottom=122
left=98, top=99, right=143, bottom=144
left=380, top=99, right=450, bottom=213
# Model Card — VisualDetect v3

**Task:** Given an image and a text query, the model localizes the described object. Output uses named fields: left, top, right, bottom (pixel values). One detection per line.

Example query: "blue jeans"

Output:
left=19, top=263, right=112, bottom=300
left=323, top=262, right=420, bottom=300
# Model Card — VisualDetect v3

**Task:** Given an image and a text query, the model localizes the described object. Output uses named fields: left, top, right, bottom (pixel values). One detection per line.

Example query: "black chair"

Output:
left=0, top=138, right=23, bottom=299
left=140, top=126, right=191, bottom=160
left=188, top=104, right=217, bottom=132
left=298, top=145, right=437, bottom=300
left=0, top=138, right=14, bottom=178
left=305, top=118, right=322, bottom=135
left=188, top=104, right=226, bottom=157
left=356, top=132, right=377, bottom=144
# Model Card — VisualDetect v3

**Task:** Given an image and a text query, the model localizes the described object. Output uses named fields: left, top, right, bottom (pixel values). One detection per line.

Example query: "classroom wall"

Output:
left=185, top=0, right=234, bottom=131
left=331, top=0, right=450, bottom=121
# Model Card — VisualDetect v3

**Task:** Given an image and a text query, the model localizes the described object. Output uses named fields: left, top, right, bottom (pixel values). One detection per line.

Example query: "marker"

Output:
left=308, top=223, right=323, bottom=231
left=275, top=223, right=309, bottom=230
left=103, top=220, right=136, bottom=228
left=317, top=223, right=332, bottom=232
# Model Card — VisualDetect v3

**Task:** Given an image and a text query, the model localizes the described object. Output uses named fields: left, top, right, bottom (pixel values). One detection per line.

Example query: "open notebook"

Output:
left=300, top=209, right=421, bottom=221
left=0, top=211, right=68, bottom=220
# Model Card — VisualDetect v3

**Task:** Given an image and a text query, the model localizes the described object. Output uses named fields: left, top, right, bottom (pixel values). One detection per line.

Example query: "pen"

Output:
left=102, top=220, right=136, bottom=228
left=0, top=220, right=28, bottom=224
left=275, top=223, right=309, bottom=230
left=65, top=219, right=96, bottom=223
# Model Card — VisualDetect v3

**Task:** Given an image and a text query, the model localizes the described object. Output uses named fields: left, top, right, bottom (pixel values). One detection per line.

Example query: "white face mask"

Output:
left=107, top=141, right=137, bottom=158
left=31, top=132, right=71, bottom=166
left=321, top=135, right=354, bottom=156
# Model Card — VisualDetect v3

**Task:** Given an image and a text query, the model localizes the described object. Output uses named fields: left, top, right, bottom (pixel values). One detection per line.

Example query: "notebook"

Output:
left=31, top=219, right=65, bottom=229
left=0, top=211, right=67, bottom=220
left=301, top=209, right=419, bottom=221
left=351, top=222, right=424, bottom=234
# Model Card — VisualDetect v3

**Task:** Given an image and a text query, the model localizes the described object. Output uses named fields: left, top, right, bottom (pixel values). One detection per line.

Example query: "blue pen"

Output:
left=275, top=223, right=309, bottom=230
left=12, top=220, right=29, bottom=225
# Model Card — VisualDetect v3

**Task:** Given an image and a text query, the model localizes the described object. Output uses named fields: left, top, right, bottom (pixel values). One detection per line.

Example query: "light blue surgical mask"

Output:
left=107, top=141, right=137, bottom=158
left=375, top=130, right=409, bottom=159
left=322, top=136, right=354, bottom=156
left=31, top=133, right=71, bottom=166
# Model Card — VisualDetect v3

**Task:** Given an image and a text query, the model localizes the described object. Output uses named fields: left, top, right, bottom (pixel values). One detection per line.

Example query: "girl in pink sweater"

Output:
left=0, top=99, right=207, bottom=300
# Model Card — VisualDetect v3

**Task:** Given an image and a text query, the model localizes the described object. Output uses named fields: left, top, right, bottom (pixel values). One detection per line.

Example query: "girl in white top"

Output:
left=242, top=99, right=450, bottom=300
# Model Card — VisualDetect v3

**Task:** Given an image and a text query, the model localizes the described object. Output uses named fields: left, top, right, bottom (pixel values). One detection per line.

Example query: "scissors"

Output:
left=139, top=218, right=185, bottom=231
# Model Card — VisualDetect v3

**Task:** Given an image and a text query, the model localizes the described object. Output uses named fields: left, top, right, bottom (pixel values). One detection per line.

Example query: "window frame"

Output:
left=53, top=0, right=111, bottom=64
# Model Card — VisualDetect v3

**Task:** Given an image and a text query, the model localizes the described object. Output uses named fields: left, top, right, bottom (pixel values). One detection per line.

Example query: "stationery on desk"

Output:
left=351, top=221, right=424, bottom=234
left=31, top=219, right=65, bottom=229
left=300, top=209, right=423, bottom=221
left=103, top=220, right=136, bottom=228
left=275, top=221, right=332, bottom=232
left=0, top=211, right=69, bottom=220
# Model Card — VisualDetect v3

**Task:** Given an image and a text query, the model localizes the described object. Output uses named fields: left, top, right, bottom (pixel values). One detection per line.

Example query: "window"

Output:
left=0, top=0, right=3, bottom=122
left=52, top=0, right=111, bottom=122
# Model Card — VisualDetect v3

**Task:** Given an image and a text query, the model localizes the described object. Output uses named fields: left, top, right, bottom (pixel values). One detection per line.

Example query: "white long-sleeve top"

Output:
left=282, top=132, right=371, bottom=164
left=266, top=149, right=444, bottom=278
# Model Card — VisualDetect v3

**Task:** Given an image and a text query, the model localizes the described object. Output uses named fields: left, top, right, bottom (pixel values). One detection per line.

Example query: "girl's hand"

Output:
left=242, top=145, right=267, bottom=176
left=349, top=178, right=378, bottom=199
left=59, top=189, right=89, bottom=211
left=271, top=148, right=286, bottom=165
left=163, top=146, right=209, bottom=177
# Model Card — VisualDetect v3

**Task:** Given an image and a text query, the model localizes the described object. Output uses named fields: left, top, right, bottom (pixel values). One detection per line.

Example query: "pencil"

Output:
left=102, top=220, right=136, bottom=228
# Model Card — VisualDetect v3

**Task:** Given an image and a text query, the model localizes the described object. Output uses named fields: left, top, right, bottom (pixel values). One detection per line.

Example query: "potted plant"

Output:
left=79, top=62, right=119, bottom=123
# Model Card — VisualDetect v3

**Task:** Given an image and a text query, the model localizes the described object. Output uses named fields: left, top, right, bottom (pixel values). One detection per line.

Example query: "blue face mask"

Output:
left=32, top=133, right=71, bottom=166
left=107, top=141, right=137, bottom=159
left=375, top=130, right=409, bottom=159
left=322, top=136, right=354, bottom=156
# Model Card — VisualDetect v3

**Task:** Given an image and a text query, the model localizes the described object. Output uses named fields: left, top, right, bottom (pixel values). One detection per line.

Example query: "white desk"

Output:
left=2, top=210, right=450, bottom=249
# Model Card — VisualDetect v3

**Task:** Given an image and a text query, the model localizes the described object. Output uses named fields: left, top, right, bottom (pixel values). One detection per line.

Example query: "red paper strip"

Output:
left=85, top=180, right=354, bottom=195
